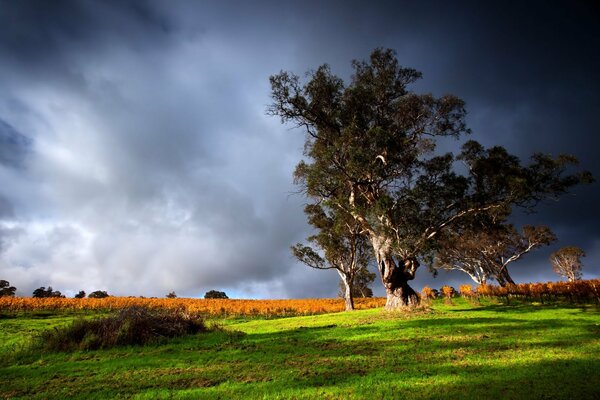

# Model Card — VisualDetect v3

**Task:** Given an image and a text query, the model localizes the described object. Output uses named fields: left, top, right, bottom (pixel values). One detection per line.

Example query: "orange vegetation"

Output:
left=475, top=278, right=600, bottom=302
left=0, top=296, right=386, bottom=317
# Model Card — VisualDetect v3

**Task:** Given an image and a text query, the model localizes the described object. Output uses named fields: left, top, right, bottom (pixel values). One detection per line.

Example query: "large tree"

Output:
left=435, top=224, right=556, bottom=286
left=269, top=48, right=592, bottom=309
left=292, top=204, right=372, bottom=311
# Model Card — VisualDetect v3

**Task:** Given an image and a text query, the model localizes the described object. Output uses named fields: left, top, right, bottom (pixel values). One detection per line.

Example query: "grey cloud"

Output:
left=0, top=118, right=31, bottom=168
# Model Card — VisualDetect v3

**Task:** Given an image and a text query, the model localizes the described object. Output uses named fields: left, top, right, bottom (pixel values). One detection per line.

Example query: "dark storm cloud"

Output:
left=0, top=0, right=172, bottom=65
left=0, top=118, right=30, bottom=168
left=0, top=0, right=597, bottom=298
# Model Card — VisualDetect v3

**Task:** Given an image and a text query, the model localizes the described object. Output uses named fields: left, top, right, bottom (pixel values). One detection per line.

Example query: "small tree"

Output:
left=32, top=286, right=64, bottom=298
left=88, top=290, right=109, bottom=298
left=74, top=290, right=86, bottom=299
left=166, top=291, right=177, bottom=298
left=550, top=246, right=585, bottom=282
left=436, top=224, right=556, bottom=286
left=204, top=290, right=228, bottom=299
left=293, top=204, right=373, bottom=311
left=0, top=280, right=16, bottom=297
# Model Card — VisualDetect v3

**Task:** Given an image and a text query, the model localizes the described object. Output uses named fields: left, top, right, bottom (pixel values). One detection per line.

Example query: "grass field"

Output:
left=1, top=299, right=599, bottom=399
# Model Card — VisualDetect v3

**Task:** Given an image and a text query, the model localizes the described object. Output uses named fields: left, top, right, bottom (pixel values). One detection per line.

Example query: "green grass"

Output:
left=1, top=299, right=599, bottom=399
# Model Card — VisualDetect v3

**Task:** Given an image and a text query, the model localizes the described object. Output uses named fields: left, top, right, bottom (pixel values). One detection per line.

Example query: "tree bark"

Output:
left=372, top=236, right=420, bottom=309
left=496, top=268, right=515, bottom=287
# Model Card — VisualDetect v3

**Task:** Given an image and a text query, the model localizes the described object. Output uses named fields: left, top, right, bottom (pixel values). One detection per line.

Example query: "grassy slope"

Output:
left=0, top=299, right=599, bottom=399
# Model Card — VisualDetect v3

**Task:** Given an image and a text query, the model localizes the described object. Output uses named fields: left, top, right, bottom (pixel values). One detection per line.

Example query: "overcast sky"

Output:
left=0, top=0, right=598, bottom=298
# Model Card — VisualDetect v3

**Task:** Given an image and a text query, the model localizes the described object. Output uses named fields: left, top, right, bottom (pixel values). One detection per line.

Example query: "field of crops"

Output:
left=0, top=296, right=386, bottom=316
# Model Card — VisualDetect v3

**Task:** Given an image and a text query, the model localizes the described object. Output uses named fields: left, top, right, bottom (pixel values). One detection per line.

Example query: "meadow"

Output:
left=1, top=297, right=599, bottom=399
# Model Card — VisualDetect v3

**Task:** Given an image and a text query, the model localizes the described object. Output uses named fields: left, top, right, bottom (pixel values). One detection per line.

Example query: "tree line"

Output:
left=0, top=282, right=229, bottom=300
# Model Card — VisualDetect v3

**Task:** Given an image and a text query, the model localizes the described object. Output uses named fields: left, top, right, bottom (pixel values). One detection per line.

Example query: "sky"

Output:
left=0, top=0, right=598, bottom=298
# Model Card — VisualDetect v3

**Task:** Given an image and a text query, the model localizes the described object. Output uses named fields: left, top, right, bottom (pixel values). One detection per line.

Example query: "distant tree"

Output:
left=0, top=280, right=16, bottom=297
left=292, top=204, right=373, bottom=311
left=204, top=290, right=228, bottom=299
left=436, top=224, right=556, bottom=286
left=550, top=246, right=585, bottom=282
left=166, top=291, right=177, bottom=298
left=74, top=290, right=86, bottom=299
left=269, top=48, right=592, bottom=308
left=88, top=290, right=109, bottom=298
left=32, top=286, right=64, bottom=298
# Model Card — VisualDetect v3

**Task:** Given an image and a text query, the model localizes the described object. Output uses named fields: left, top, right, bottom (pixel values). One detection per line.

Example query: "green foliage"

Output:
left=204, top=290, right=228, bottom=299
left=0, top=280, right=16, bottom=297
left=32, top=286, right=64, bottom=298
left=88, top=290, right=109, bottom=298
left=34, top=306, right=207, bottom=351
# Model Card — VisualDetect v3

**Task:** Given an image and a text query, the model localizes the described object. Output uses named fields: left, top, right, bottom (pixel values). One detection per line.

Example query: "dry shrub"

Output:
left=421, top=286, right=437, bottom=304
left=441, top=285, right=455, bottom=304
left=37, top=306, right=208, bottom=351
left=475, top=278, right=600, bottom=304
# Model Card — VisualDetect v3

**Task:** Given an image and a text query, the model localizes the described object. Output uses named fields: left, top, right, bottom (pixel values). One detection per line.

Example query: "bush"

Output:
left=441, top=286, right=456, bottom=304
left=36, top=306, right=208, bottom=351
left=32, top=286, right=64, bottom=298
left=88, top=290, right=109, bottom=298
left=74, top=290, right=86, bottom=299
left=0, top=280, right=16, bottom=297
left=204, top=290, right=228, bottom=299
left=421, top=286, right=437, bottom=300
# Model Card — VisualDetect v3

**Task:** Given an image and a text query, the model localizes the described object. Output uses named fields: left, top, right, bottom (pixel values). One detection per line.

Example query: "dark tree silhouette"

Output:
left=0, top=280, right=16, bottom=297
left=88, top=290, right=109, bottom=298
left=74, top=290, right=86, bottom=298
left=204, top=290, right=228, bottom=299
left=32, top=286, right=64, bottom=298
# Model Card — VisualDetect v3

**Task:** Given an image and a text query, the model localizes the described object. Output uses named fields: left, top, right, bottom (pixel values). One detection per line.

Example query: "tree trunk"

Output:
left=339, top=273, right=355, bottom=311
left=372, top=235, right=420, bottom=309
left=496, top=268, right=515, bottom=287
